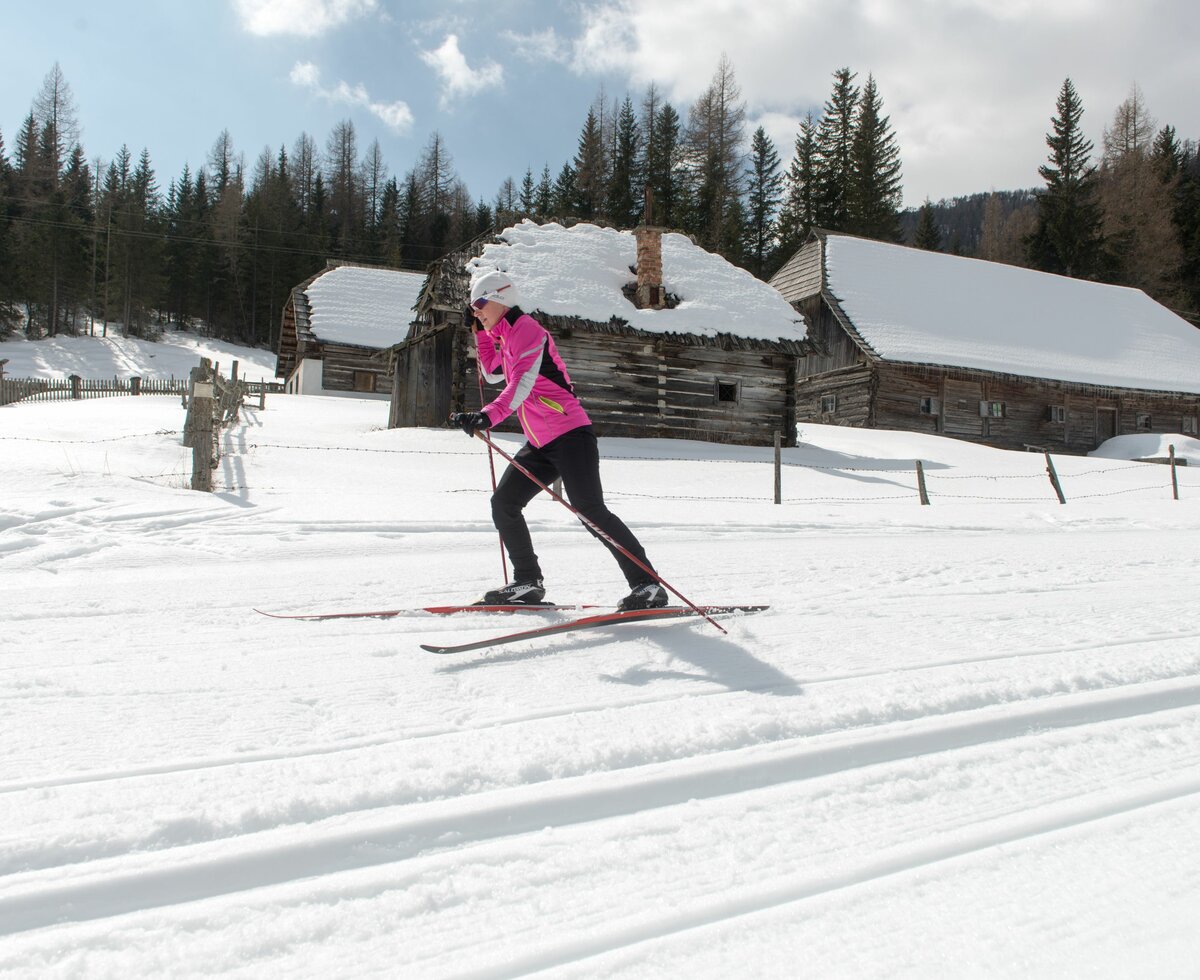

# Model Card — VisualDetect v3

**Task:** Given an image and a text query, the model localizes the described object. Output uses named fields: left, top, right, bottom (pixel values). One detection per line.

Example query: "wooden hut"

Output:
left=770, top=230, right=1200, bottom=453
left=387, top=221, right=810, bottom=446
left=276, top=262, right=425, bottom=397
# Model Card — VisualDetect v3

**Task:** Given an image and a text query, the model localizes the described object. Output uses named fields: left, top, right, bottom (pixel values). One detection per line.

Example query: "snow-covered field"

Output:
left=3, top=337, right=1200, bottom=977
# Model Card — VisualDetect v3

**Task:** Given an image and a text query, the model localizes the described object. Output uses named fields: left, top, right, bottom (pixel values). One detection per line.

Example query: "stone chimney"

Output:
left=634, top=226, right=665, bottom=310
left=633, top=185, right=666, bottom=310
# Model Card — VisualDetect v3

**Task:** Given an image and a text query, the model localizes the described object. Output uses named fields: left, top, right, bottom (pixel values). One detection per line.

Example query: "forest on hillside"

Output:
left=2, top=61, right=1198, bottom=355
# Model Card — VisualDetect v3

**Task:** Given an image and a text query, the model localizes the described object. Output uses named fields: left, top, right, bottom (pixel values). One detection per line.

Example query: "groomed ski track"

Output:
left=3, top=397, right=1199, bottom=977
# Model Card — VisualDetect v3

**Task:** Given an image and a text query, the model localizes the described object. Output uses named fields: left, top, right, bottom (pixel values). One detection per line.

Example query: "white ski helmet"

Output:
left=469, top=270, right=521, bottom=310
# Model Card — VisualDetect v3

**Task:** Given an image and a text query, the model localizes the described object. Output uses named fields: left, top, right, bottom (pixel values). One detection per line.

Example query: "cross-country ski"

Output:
left=419, top=605, right=770, bottom=654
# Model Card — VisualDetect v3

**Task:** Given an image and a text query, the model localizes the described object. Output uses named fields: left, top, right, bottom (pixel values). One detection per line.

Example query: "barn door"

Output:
left=942, top=380, right=984, bottom=437
left=1096, top=407, right=1118, bottom=444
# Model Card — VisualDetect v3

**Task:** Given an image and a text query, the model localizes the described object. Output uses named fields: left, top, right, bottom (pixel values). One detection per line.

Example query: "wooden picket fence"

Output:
left=0, top=375, right=191, bottom=405
left=0, top=372, right=281, bottom=407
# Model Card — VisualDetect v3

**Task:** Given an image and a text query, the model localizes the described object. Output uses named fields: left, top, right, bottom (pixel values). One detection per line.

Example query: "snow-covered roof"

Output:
left=822, top=233, right=1200, bottom=394
left=466, top=220, right=806, bottom=344
left=306, top=266, right=424, bottom=349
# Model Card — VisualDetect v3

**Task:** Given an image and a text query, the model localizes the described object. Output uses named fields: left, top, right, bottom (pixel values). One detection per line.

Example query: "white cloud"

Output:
left=232, top=0, right=378, bottom=38
left=289, top=60, right=414, bottom=132
left=419, top=35, right=504, bottom=107
left=502, top=28, right=571, bottom=64
left=564, top=0, right=1200, bottom=206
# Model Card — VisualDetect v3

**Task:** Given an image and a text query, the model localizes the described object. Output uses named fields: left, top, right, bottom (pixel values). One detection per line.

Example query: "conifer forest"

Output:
left=2, top=61, right=1198, bottom=351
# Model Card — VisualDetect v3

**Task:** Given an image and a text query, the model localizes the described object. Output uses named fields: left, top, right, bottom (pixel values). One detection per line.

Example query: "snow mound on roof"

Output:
left=1089, top=433, right=1200, bottom=465
left=467, top=221, right=805, bottom=343
left=825, top=235, right=1200, bottom=394
left=307, top=266, right=424, bottom=349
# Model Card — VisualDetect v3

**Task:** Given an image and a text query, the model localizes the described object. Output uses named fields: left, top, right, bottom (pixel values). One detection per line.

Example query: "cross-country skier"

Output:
left=450, top=270, right=668, bottom=611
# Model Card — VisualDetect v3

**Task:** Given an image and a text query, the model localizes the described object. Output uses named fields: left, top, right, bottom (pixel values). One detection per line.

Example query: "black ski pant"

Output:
left=491, top=425, right=655, bottom=588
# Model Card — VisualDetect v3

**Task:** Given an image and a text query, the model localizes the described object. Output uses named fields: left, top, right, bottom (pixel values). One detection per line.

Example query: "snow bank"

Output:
left=1090, top=432, right=1200, bottom=465
left=825, top=234, right=1200, bottom=394
left=0, top=330, right=277, bottom=381
left=468, top=220, right=806, bottom=343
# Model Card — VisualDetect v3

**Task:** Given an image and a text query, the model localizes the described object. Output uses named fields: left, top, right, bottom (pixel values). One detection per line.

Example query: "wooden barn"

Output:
left=387, top=220, right=810, bottom=446
left=770, top=230, right=1200, bottom=453
left=276, top=262, right=425, bottom=398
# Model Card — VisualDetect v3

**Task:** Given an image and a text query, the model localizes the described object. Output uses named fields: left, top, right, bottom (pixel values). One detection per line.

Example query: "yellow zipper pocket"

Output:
left=538, top=396, right=566, bottom=414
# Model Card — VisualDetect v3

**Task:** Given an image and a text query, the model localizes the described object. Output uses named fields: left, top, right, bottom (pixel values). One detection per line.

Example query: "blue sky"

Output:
left=4, top=0, right=1199, bottom=212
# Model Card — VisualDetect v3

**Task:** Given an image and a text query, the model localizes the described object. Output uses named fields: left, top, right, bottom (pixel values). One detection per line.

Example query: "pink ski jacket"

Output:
left=476, top=309, right=591, bottom=448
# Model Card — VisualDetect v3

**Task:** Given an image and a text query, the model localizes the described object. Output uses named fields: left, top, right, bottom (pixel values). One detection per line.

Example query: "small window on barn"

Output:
left=1136, top=412, right=1152, bottom=431
left=979, top=400, right=1006, bottom=418
left=715, top=379, right=740, bottom=404
left=919, top=397, right=940, bottom=416
left=821, top=394, right=837, bottom=414
left=1047, top=405, right=1067, bottom=423
left=1183, top=416, right=1198, bottom=435
left=353, top=371, right=377, bottom=393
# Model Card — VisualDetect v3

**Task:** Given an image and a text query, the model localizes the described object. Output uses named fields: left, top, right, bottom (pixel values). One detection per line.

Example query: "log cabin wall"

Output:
left=795, top=365, right=874, bottom=428
left=444, top=321, right=799, bottom=447
left=872, top=364, right=1200, bottom=453
left=316, top=343, right=394, bottom=396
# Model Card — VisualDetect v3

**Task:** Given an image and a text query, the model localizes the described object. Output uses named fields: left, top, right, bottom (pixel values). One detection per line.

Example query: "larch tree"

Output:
left=685, top=54, right=748, bottom=255
left=1097, top=85, right=1184, bottom=305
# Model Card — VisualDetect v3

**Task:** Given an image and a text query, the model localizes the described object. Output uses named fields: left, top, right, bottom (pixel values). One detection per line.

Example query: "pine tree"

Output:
left=778, top=113, right=819, bottom=257
left=814, top=68, right=859, bottom=230
left=1155, top=127, right=1200, bottom=316
left=1025, top=78, right=1105, bottom=278
left=0, top=127, right=16, bottom=332
left=519, top=167, right=536, bottom=214
left=745, top=126, right=783, bottom=277
left=535, top=164, right=553, bottom=217
left=914, top=199, right=941, bottom=250
left=552, top=162, right=578, bottom=217
left=573, top=107, right=606, bottom=219
left=644, top=98, right=681, bottom=228
left=847, top=74, right=903, bottom=241
left=607, top=96, right=641, bottom=226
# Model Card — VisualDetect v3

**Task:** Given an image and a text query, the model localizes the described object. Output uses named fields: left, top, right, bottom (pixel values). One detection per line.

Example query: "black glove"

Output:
left=449, top=411, right=491, bottom=437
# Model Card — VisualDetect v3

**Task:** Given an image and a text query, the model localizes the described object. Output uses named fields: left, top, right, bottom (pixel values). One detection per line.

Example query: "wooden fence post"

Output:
left=190, top=374, right=214, bottom=492
left=258, top=380, right=266, bottom=410
left=1045, top=452, right=1067, bottom=504
left=130, top=376, right=142, bottom=396
left=916, top=459, right=930, bottom=505
left=1170, top=445, right=1179, bottom=500
left=69, top=374, right=82, bottom=400
left=774, top=430, right=782, bottom=505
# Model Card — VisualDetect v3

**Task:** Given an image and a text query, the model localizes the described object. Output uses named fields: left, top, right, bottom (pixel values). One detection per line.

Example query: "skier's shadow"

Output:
left=436, top=623, right=802, bottom=697
left=600, top=628, right=803, bottom=697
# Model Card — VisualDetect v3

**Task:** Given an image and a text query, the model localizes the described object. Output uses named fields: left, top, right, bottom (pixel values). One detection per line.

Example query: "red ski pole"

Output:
left=474, top=430, right=727, bottom=635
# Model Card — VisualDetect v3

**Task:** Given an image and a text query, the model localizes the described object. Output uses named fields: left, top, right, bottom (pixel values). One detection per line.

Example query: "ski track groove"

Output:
left=3, top=676, right=1199, bottom=936
left=5, top=637, right=1197, bottom=797
left=453, top=776, right=1200, bottom=980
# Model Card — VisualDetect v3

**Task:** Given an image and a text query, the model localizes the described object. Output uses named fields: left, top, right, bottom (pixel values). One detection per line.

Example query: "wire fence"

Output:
left=6, top=430, right=1194, bottom=506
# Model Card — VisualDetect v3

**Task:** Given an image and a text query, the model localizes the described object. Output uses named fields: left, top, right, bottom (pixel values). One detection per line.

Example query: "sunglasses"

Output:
left=471, top=297, right=489, bottom=310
